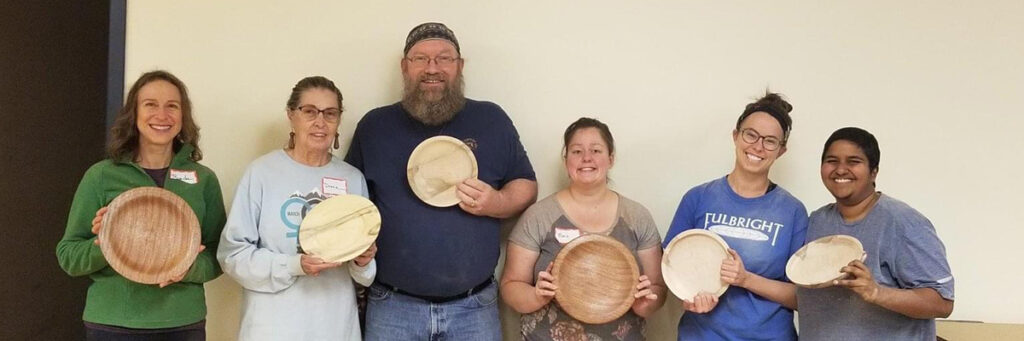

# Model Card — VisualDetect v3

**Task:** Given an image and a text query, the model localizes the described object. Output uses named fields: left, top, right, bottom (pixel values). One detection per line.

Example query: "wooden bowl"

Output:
left=661, top=229, right=730, bottom=300
left=100, top=187, right=200, bottom=284
left=299, top=194, right=381, bottom=263
left=551, top=234, right=639, bottom=324
left=406, top=136, right=478, bottom=207
left=786, top=234, right=866, bottom=288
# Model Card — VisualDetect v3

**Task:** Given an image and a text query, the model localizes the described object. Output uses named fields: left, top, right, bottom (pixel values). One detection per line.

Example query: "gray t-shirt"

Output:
left=509, top=193, right=661, bottom=341
left=797, top=193, right=954, bottom=341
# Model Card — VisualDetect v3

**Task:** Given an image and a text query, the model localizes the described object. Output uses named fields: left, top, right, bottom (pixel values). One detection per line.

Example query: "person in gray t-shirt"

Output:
left=797, top=127, right=954, bottom=341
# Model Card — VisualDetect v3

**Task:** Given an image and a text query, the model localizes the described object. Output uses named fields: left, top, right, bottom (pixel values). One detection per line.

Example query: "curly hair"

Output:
left=107, top=70, right=202, bottom=162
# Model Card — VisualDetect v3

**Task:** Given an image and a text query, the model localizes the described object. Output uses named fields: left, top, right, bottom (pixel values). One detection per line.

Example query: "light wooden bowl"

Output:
left=661, top=229, right=730, bottom=300
left=552, top=234, right=639, bottom=324
left=406, top=135, right=478, bottom=207
left=299, top=194, right=381, bottom=263
left=100, top=187, right=200, bottom=284
left=786, top=234, right=866, bottom=288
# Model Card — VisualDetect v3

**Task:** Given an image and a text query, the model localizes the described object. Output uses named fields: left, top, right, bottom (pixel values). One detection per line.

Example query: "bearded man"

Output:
left=345, top=22, right=537, bottom=341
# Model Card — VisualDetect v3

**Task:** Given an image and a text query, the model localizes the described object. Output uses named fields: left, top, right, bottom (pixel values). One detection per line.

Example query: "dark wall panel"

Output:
left=0, top=2, right=115, bottom=339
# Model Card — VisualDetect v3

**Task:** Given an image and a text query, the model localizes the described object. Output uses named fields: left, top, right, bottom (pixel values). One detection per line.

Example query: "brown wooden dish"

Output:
left=100, top=187, right=201, bottom=284
left=551, top=234, right=639, bottom=324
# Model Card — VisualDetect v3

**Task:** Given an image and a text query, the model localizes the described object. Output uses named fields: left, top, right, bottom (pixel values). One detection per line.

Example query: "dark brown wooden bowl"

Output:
left=100, top=187, right=200, bottom=284
left=552, top=234, right=639, bottom=324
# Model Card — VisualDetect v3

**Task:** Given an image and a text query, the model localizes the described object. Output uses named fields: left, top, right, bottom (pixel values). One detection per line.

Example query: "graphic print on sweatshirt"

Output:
left=703, top=212, right=785, bottom=246
left=280, top=188, right=328, bottom=239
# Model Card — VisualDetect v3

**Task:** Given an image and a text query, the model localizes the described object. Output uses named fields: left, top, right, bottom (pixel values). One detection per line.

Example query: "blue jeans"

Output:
left=365, top=280, right=501, bottom=341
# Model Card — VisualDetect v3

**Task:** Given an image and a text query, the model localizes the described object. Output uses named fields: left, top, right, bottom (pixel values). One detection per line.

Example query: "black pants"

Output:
left=84, top=321, right=204, bottom=341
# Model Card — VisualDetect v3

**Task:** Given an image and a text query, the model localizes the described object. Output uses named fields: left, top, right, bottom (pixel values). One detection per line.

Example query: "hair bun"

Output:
left=755, top=92, right=793, bottom=114
left=736, top=90, right=795, bottom=138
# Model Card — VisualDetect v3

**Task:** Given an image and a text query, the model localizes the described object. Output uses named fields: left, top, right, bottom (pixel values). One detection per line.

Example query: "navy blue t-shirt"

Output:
left=345, top=99, right=535, bottom=297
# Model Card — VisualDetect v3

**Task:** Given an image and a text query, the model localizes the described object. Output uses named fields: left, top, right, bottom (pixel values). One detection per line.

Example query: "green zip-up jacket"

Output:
left=56, top=144, right=226, bottom=328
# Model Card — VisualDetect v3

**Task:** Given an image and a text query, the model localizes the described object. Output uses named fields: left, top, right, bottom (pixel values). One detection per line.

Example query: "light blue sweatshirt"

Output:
left=218, top=150, right=375, bottom=341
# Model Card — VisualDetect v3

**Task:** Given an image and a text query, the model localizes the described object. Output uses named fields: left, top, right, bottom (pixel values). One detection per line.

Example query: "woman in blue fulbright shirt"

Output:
left=663, top=92, right=807, bottom=341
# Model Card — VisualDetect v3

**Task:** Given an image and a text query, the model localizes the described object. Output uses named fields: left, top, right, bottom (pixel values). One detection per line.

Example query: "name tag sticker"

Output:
left=554, top=227, right=581, bottom=245
left=322, top=177, right=348, bottom=197
left=169, top=169, right=198, bottom=184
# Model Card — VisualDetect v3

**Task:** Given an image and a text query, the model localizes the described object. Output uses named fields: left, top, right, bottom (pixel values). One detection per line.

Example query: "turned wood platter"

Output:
left=299, top=194, right=381, bottom=263
left=551, top=234, right=639, bottom=324
left=100, top=187, right=200, bottom=284
left=406, top=135, right=478, bottom=207
left=786, top=234, right=866, bottom=288
left=661, top=229, right=731, bottom=300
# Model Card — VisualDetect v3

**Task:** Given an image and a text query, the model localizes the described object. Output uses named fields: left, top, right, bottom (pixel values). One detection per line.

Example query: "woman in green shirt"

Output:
left=56, top=70, right=226, bottom=340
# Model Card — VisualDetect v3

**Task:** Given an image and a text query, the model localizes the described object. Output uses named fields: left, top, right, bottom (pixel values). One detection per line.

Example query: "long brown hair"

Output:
left=107, top=70, right=202, bottom=162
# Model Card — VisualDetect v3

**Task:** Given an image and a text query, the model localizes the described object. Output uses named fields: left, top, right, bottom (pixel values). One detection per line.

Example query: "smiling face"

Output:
left=288, top=87, right=341, bottom=153
left=732, top=111, right=786, bottom=176
left=401, top=39, right=463, bottom=101
left=400, top=39, right=466, bottom=126
left=135, top=80, right=183, bottom=151
left=565, top=127, right=614, bottom=187
left=821, top=139, right=878, bottom=205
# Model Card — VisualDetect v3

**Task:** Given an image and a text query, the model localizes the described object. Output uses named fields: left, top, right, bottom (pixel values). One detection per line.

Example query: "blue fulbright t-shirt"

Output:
left=344, top=99, right=535, bottom=297
left=662, top=176, right=808, bottom=341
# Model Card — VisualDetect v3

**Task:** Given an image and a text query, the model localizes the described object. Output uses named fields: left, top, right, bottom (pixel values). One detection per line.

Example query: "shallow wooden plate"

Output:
left=552, top=234, right=639, bottom=324
left=299, top=194, right=381, bottom=263
left=406, top=135, right=478, bottom=207
left=661, top=229, right=730, bottom=300
left=786, top=234, right=866, bottom=288
left=100, top=187, right=200, bottom=284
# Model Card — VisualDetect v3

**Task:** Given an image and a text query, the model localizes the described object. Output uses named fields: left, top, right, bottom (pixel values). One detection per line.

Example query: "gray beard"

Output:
left=401, top=73, right=466, bottom=126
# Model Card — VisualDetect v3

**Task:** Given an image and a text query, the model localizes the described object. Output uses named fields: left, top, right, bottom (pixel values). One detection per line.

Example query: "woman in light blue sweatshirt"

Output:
left=218, top=76, right=376, bottom=340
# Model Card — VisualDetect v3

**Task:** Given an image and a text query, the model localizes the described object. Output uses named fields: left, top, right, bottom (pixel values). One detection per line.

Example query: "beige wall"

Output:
left=126, top=1, right=1024, bottom=339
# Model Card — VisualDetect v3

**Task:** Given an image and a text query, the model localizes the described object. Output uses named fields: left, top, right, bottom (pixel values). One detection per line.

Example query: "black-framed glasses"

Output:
left=294, top=105, right=342, bottom=123
left=405, top=55, right=460, bottom=67
left=739, top=128, right=784, bottom=151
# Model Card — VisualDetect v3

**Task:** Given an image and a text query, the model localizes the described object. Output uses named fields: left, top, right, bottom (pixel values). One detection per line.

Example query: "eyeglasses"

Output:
left=739, top=128, right=784, bottom=151
left=405, top=55, right=460, bottom=67
left=294, top=105, right=342, bottom=123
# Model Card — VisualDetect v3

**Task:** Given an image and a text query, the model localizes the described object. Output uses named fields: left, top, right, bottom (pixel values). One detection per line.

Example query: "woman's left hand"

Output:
left=158, top=244, right=205, bottom=288
left=353, top=243, right=377, bottom=267
left=634, top=275, right=658, bottom=301
left=721, top=248, right=749, bottom=288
